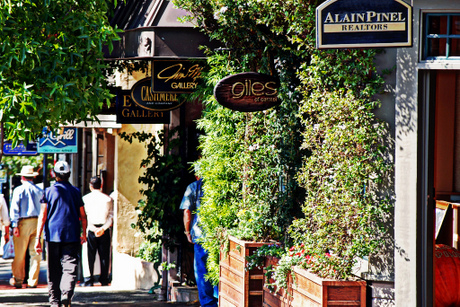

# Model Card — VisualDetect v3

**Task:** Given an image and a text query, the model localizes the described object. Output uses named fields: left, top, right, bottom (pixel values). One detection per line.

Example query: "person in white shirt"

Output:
left=82, top=176, right=113, bottom=286
left=0, top=194, right=11, bottom=248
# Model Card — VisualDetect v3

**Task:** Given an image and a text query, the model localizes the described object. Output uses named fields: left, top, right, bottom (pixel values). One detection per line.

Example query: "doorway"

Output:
left=427, top=70, right=460, bottom=305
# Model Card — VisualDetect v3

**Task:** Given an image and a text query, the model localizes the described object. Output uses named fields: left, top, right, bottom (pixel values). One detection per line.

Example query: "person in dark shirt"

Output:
left=35, top=161, right=87, bottom=307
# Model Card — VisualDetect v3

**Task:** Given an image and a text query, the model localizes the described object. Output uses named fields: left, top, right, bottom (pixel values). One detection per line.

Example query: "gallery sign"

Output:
left=129, top=60, right=205, bottom=112
left=214, top=72, right=280, bottom=112
left=117, top=90, right=170, bottom=124
left=131, top=77, right=182, bottom=111
left=152, top=60, right=204, bottom=93
left=316, top=0, right=412, bottom=49
left=38, top=128, right=78, bottom=153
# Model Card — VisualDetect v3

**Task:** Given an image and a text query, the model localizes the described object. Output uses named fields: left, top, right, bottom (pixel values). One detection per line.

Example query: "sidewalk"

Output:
left=0, top=257, right=200, bottom=306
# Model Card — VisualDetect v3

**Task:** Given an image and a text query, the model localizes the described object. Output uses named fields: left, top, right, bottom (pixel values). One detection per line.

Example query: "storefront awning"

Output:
left=103, top=26, right=217, bottom=60
left=68, top=115, right=122, bottom=129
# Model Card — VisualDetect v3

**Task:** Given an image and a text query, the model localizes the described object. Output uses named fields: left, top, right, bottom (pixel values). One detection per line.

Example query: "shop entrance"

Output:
left=428, top=70, right=460, bottom=305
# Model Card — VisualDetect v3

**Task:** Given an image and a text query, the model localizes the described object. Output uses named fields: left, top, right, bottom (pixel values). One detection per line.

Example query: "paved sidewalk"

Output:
left=0, top=257, right=200, bottom=306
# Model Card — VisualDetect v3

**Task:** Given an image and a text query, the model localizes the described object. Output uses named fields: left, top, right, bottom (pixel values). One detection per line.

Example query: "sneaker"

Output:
left=9, top=278, right=21, bottom=289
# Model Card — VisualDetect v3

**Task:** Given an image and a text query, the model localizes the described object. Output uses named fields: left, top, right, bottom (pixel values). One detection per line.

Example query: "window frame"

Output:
left=423, top=13, right=460, bottom=60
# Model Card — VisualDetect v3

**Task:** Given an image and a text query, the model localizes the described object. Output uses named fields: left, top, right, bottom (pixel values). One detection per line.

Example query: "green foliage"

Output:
left=119, top=128, right=186, bottom=250
left=173, top=0, right=393, bottom=284
left=289, top=89, right=392, bottom=280
left=137, top=235, right=162, bottom=264
left=0, top=0, right=120, bottom=145
left=2, top=155, right=44, bottom=177
left=160, top=261, right=177, bottom=272
left=246, top=244, right=284, bottom=271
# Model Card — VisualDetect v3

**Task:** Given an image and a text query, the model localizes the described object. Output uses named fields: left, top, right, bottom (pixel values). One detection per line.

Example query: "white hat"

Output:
left=54, top=161, right=70, bottom=174
left=16, top=165, right=39, bottom=177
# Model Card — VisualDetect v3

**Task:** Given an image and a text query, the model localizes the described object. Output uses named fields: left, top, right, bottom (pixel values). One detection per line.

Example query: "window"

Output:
left=424, top=13, right=460, bottom=60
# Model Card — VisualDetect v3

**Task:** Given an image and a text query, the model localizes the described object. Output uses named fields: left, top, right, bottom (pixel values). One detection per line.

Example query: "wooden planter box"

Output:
left=219, top=236, right=272, bottom=307
left=263, top=256, right=292, bottom=307
left=262, top=258, right=367, bottom=307
left=290, top=267, right=367, bottom=307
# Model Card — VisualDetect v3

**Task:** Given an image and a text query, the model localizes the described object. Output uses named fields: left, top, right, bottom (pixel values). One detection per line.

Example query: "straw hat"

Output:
left=16, top=165, right=39, bottom=177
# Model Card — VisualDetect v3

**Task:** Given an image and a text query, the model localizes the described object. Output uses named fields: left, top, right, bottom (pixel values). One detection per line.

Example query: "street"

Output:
left=0, top=258, right=199, bottom=307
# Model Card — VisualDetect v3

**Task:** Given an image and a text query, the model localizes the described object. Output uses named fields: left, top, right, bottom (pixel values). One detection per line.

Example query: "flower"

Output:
left=267, top=245, right=347, bottom=291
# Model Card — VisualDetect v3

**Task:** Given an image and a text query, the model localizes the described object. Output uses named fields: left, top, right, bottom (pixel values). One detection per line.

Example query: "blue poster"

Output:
left=38, top=128, right=78, bottom=153
left=3, top=142, right=38, bottom=156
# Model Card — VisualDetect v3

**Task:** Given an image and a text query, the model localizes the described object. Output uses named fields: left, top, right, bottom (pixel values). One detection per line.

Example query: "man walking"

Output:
left=180, top=173, right=218, bottom=307
left=35, top=161, right=87, bottom=307
left=9, top=165, right=43, bottom=289
left=82, top=176, right=113, bottom=286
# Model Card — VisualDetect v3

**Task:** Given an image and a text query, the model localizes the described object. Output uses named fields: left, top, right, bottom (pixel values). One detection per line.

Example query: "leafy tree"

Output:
left=0, top=0, right=120, bottom=147
left=173, top=0, right=315, bottom=283
left=173, top=0, right=393, bottom=284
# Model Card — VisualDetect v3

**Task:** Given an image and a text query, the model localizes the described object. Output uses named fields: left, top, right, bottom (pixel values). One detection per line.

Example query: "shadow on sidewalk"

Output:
left=0, top=258, right=200, bottom=306
left=0, top=257, right=47, bottom=290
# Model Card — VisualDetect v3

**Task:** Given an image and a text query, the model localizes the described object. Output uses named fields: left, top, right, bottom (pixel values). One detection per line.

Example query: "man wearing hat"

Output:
left=35, top=161, right=87, bottom=307
left=9, top=165, right=43, bottom=289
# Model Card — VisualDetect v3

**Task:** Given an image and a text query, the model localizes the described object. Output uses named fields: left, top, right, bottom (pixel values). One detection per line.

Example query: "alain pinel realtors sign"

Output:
left=316, top=0, right=412, bottom=49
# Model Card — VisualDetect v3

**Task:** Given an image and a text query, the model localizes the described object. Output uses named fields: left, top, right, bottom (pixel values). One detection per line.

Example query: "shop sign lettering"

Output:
left=131, top=77, right=182, bottom=111
left=3, top=141, right=37, bottom=156
left=317, top=0, right=412, bottom=48
left=38, top=128, right=78, bottom=153
left=155, top=62, right=203, bottom=90
left=130, top=60, right=205, bottom=112
left=117, top=91, right=170, bottom=124
left=214, top=72, right=280, bottom=112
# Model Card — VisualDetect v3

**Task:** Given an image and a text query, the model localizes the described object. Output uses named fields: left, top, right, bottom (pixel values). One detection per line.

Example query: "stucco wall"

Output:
left=114, top=123, right=162, bottom=256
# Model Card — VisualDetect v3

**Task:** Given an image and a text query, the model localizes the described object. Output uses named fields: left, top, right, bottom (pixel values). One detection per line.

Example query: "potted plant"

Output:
left=262, top=87, right=392, bottom=306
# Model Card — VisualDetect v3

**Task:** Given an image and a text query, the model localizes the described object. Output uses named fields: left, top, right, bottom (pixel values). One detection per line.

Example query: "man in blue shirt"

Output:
left=9, top=165, right=43, bottom=289
left=35, top=161, right=87, bottom=307
left=180, top=175, right=218, bottom=307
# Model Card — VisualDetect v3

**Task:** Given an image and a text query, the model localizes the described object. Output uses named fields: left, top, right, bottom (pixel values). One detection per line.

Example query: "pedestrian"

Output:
left=0, top=193, right=11, bottom=249
left=9, top=165, right=43, bottom=289
left=35, top=161, right=87, bottom=307
left=180, top=172, right=218, bottom=307
left=82, top=176, right=113, bottom=287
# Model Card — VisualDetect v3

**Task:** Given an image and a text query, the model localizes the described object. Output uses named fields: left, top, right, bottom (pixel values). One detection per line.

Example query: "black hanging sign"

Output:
left=214, top=72, right=280, bottom=112
left=130, top=60, right=205, bottom=112
left=152, top=60, right=205, bottom=93
left=117, top=90, right=170, bottom=124
left=131, top=77, right=183, bottom=111
left=316, top=0, right=412, bottom=49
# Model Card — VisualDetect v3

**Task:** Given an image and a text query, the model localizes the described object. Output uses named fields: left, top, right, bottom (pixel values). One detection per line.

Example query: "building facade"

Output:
left=395, top=1, right=460, bottom=306
left=61, top=0, right=460, bottom=305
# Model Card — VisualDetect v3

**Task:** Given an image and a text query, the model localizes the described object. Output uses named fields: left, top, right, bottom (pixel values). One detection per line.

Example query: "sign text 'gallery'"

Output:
left=116, top=60, right=205, bottom=124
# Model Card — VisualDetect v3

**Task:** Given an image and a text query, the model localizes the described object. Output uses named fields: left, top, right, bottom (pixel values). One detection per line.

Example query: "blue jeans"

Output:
left=194, top=244, right=218, bottom=307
